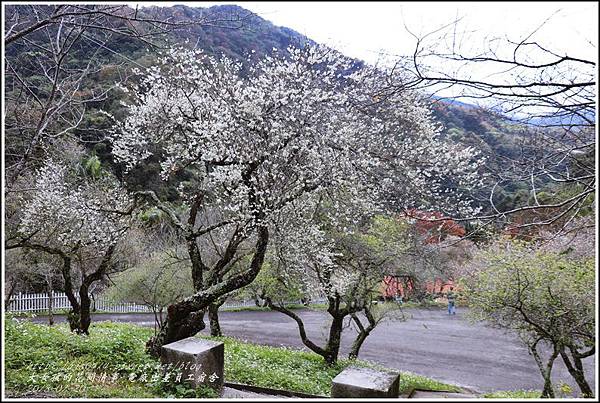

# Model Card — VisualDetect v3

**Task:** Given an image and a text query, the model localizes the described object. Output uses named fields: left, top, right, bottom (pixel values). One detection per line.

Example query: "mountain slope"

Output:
left=5, top=3, right=543, bottom=212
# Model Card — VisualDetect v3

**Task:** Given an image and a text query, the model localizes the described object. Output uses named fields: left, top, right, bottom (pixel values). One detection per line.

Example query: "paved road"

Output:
left=31, top=308, right=595, bottom=394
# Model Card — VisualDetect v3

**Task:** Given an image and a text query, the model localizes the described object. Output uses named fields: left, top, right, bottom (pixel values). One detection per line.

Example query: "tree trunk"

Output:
left=67, top=245, right=115, bottom=335
left=349, top=330, right=368, bottom=359
left=541, top=375, right=554, bottom=398
left=146, top=226, right=269, bottom=357
left=78, top=285, right=92, bottom=335
left=48, top=287, right=54, bottom=326
left=60, top=256, right=83, bottom=333
left=187, top=192, right=206, bottom=292
left=348, top=308, right=377, bottom=360
left=4, top=281, right=17, bottom=311
left=208, top=299, right=225, bottom=337
left=264, top=296, right=334, bottom=363
left=152, top=306, right=159, bottom=334
left=324, top=314, right=344, bottom=365
left=530, top=340, right=559, bottom=398
left=265, top=294, right=347, bottom=365
left=67, top=308, right=82, bottom=333
left=146, top=309, right=207, bottom=357
left=560, top=347, right=594, bottom=397
left=188, top=235, right=204, bottom=292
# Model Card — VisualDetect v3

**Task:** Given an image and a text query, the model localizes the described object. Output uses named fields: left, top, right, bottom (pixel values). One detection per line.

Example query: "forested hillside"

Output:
left=4, top=3, right=556, bottom=213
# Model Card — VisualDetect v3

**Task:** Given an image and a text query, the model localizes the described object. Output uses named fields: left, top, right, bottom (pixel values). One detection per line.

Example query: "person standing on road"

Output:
left=447, top=287, right=456, bottom=315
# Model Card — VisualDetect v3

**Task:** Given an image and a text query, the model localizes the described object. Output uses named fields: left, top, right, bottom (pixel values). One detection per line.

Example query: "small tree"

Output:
left=464, top=238, right=595, bottom=397
left=107, top=247, right=193, bottom=333
left=7, top=148, right=133, bottom=334
left=262, top=210, right=409, bottom=365
left=4, top=248, right=62, bottom=327
left=348, top=302, right=405, bottom=360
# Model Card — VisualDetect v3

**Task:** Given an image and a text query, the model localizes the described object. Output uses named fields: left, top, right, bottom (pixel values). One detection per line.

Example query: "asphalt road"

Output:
left=30, top=308, right=595, bottom=395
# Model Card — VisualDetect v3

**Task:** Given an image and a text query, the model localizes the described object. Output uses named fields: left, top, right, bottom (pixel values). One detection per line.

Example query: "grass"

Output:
left=396, top=371, right=461, bottom=394
left=483, top=390, right=542, bottom=398
left=4, top=318, right=159, bottom=398
left=5, top=317, right=462, bottom=398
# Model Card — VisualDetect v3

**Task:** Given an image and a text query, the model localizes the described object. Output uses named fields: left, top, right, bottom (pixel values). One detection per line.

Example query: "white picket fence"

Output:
left=6, top=292, right=153, bottom=313
left=6, top=292, right=323, bottom=314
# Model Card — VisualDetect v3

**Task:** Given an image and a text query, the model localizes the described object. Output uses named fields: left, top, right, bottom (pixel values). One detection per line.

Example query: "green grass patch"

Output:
left=483, top=390, right=542, bottom=398
left=5, top=317, right=458, bottom=398
left=397, top=371, right=461, bottom=394
left=207, top=334, right=347, bottom=395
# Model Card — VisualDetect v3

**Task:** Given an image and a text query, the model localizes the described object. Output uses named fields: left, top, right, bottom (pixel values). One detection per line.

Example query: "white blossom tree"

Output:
left=261, top=204, right=411, bottom=364
left=7, top=147, right=132, bottom=334
left=109, top=44, right=485, bottom=356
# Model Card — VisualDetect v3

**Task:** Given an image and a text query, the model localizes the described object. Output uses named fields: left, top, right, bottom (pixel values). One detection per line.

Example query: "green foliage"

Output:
left=551, top=183, right=595, bottom=218
left=464, top=239, right=595, bottom=355
left=138, top=207, right=164, bottom=224
left=557, top=381, right=574, bottom=397
left=360, top=214, right=410, bottom=252
left=105, top=250, right=193, bottom=314
left=484, top=383, right=577, bottom=400
left=239, top=259, right=306, bottom=303
left=4, top=319, right=157, bottom=398
left=463, top=220, right=495, bottom=245
left=398, top=372, right=461, bottom=394
left=216, top=335, right=346, bottom=395
left=83, top=154, right=103, bottom=179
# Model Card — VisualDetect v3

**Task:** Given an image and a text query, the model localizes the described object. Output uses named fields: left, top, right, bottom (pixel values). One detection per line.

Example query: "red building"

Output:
left=381, top=275, right=456, bottom=300
left=379, top=210, right=464, bottom=300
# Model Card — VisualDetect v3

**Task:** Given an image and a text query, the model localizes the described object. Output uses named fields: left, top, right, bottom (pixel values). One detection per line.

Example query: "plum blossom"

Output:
left=19, top=158, right=132, bottom=251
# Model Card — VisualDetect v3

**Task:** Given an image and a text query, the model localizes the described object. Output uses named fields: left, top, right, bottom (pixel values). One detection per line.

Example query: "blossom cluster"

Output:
left=19, top=158, right=132, bottom=252
left=111, top=45, right=484, bottom=230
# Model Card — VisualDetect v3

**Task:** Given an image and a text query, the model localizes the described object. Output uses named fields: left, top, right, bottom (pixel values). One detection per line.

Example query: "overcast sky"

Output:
left=136, top=1, right=598, bottom=64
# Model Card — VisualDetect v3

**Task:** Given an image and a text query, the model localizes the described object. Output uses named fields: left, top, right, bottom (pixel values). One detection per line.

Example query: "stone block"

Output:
left=161, top=337, right=224, bottom=392
left=331, top=366, right=399, bottom=398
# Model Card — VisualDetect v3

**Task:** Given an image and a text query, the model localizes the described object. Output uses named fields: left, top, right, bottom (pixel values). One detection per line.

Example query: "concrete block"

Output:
left=331, top=366, right=399, bottom=398
left=161, top=337, right=224, bottom=392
